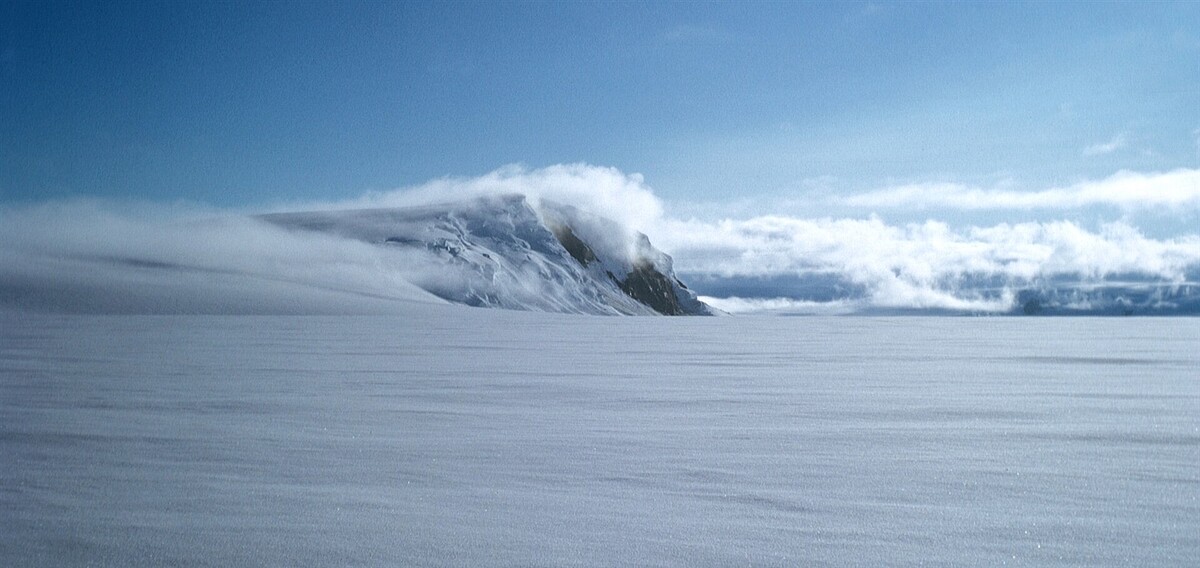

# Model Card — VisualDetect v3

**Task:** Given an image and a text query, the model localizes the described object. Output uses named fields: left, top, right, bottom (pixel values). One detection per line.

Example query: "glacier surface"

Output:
left=2, top=308, right=1198, bottom=566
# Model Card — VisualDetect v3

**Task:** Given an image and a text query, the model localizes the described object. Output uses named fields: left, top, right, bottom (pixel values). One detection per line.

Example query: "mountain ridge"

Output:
left=262, top=194, right=715, bottom=316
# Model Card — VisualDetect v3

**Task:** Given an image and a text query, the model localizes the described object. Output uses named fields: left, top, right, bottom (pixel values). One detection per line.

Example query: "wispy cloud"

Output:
left=0, top=201, right=445, bottom=313
left=659, top=215, right=1200, bottom=312
left=842, top=169, right=1200, bottom=210
left=278, top=163, right=665, bottom=236
left=660, top=215, right=1200, bottom=282
left=698, top=296, right=858, bottom=315
left=1082, top=133, right=1127, bottom=157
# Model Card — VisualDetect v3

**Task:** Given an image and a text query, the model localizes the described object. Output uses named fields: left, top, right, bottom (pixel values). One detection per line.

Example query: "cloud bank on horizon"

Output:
left=3, top=163, right=1200, bottom=315
left=843, top=169, right=1200, bottom=211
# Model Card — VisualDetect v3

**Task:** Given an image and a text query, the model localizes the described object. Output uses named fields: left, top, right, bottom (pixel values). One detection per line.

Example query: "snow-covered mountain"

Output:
left=261, top=195, right=714, bottom=316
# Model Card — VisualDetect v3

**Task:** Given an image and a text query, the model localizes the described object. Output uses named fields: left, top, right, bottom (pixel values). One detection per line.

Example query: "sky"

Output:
left=4, top=1, right=1199, bottom=208
left=3, top=1, right=1200, bottom=314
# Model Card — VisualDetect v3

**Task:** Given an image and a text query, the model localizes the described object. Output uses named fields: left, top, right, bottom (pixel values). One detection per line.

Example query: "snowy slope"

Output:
left=262, top=195, right=714, bottom=316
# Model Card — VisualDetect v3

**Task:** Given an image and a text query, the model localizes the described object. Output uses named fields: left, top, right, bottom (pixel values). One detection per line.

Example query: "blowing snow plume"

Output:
left=0, top=165, right=672, bottom=315
left=0, top=200, right=447, bottom=314
left=261, top=194, right=713, bottom=316
left=0, top=179, right=713, bottom=315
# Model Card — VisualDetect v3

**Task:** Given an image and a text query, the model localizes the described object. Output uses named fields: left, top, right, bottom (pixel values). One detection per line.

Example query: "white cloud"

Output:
left=660, top=215, right=1200, bottom=281
left=698, top=296, right=858, bottom=315
left=842, top=168, right=1200, bottom=210
left=280, top=163, right=664, bottom=236
left=656, top=214, right=1200, bottom=312
left=1082, top=134, right=1127, bottom=157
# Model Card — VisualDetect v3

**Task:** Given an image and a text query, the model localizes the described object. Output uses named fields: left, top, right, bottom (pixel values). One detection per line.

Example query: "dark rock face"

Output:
left=548, top=224, right=598, bottom=267
left=547, top=221, right=708, bottom=316
left=617, top=261, right=686, bottom=315
left=1023, top=299, right=1043, bottom=315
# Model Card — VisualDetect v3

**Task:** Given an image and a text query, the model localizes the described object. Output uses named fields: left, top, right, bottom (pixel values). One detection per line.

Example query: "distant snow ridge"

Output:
left=263, top=195, right=714, bottom=315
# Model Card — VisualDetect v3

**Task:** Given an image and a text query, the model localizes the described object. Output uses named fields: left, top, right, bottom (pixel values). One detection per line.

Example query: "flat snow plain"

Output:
left=3, top=307, right=1198, bottom=566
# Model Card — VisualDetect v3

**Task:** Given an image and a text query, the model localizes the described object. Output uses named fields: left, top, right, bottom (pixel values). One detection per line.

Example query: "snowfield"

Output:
left=3, top=308, right=1198, bottom=566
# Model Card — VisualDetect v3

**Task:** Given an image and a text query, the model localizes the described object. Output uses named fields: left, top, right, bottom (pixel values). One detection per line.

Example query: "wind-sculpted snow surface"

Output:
left=262, top=195, right=714, bottom=316
left=3, top=311, right=1198, bottom=565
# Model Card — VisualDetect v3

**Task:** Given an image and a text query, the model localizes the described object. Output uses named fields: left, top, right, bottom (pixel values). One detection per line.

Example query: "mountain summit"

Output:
left=262, top=195, right=714, bottom=316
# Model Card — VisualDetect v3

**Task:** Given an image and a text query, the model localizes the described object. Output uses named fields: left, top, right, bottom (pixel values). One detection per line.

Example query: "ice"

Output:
left=2, top=309, right=1198, bottom=565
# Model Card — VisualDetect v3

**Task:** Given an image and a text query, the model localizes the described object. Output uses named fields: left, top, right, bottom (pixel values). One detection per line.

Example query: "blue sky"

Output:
left=3, top=1, right=1200, bottom=314
left=2, top=1, right=1199, bottom=212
